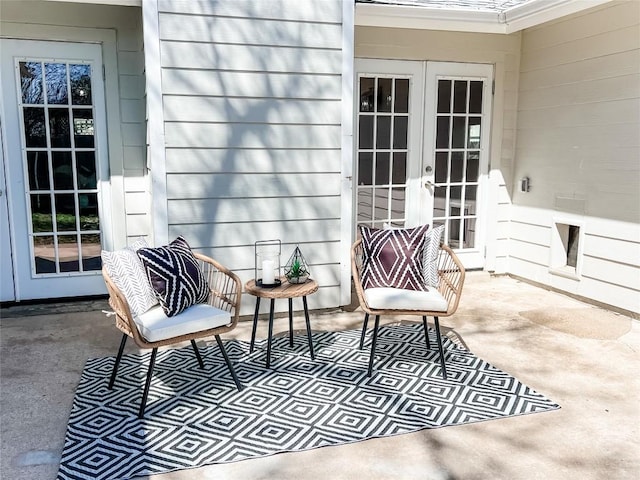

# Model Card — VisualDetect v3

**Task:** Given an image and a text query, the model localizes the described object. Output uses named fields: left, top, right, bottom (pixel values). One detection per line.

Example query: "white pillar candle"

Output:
left=262, top=259, right=275, bottom=285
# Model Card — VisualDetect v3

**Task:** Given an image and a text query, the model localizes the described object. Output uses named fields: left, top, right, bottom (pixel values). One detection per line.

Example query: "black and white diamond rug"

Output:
left=57, top=324, right=559, bottom=479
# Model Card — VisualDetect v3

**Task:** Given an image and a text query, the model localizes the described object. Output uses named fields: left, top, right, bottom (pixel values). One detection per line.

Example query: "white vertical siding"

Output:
left=511, top=1, right=640, bottom=315
left=355, top=27, right=522, bottom=272
left=0, top=1, right=149, bottom=247
left=156, top=0, right=344, bottom=312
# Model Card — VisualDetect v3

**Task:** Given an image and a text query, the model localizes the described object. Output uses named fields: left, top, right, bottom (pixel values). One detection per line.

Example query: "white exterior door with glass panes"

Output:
left=423, top=62, right=493, bottom=269
left=355, top=59, right=424, bottom=230
left=355, top=60, right=493, bottom=270
left=0, top=39, right=109, bottom=300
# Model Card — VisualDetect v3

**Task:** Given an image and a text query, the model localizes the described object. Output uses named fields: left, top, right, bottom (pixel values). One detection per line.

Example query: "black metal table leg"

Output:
left=266, top=299, right=275, bottom=368
left=288, top=298, right=294, bottom=347
left=250, top=297, right=260, bottom=353
left=302, top=295, right=315, bottom=359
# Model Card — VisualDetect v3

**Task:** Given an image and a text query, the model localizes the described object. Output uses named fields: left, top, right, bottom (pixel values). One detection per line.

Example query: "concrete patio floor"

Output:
left=1, top=272, right=639, bottom=480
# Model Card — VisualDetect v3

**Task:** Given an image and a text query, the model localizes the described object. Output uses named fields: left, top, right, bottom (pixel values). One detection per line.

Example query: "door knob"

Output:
left=425, top=165, right=433, bottom=173
left=424, top=181, right=434, bottom=188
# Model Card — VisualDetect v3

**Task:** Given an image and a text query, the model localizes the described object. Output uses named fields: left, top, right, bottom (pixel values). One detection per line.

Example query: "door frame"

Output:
left=0, top=24, right=125, bottom=300
left=0, top=122, right=16, bottom=301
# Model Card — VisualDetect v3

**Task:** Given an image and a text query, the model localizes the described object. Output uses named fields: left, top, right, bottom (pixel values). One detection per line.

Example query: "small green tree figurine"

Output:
left=284, top=245, right=310, bottom=284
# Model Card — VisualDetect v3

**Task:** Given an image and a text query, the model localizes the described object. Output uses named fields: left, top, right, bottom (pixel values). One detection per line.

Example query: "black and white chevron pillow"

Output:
left=423, top=224, right=444, bottom=287
left=360, top=224, right=429, bottom=291
left=137, top=236, right=209, bottom=317
left=101, top=239, right=159, bottom=317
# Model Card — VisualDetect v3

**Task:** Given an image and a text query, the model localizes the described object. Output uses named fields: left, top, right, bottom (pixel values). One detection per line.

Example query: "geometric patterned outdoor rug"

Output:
left=57, top=323, right=560, bottom=480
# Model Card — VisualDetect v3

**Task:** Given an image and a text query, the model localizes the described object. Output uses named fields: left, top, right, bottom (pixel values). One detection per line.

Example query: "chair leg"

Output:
left=191, top=339, right=205, bottom=369
left=108, top=333, right=128, bottom=390
left=367, top=315, right=380, bottom=377
left=139, top=348, right=158, bottom=419
left=215, top=335, right=243, bottom=391
left=359, top=313, right=369, bottom=350
left=433, top=316, right=448, bottom=380
left=422, top=316, right=431, bottom=350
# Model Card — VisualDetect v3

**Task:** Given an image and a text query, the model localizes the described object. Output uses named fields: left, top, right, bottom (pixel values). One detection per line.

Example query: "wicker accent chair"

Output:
left=103, top=253, right=243, bottom=418
left=351, top=239, right=465, bottom=378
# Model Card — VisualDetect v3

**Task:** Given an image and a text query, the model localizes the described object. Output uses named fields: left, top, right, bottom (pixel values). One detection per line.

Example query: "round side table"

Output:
left=244, top=277, right=318, bottom=368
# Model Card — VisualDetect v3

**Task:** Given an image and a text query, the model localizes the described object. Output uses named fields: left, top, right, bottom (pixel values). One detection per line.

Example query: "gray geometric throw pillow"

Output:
left=422, top=225, right=444, bottom=287
left=101, top=239, right=158, bottom=317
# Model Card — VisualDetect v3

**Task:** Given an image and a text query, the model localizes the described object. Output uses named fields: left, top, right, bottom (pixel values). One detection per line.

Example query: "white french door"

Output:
left=0, top=39, right=109, bottom=300
left=355, top=59, right=425, bottom=229
left=355, top=60, right=493, bottom=269
left=423, top=62, right=493, bottom=269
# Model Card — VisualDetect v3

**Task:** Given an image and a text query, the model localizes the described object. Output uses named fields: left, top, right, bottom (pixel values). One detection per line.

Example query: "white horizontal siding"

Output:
left=161, top=42, right=342, bottom=74
left=165, top=149, right=341, bottom=174
left=168, top=196, right=340, bottom=224
left=166, top=173, right=341, bottom=199
left=159, top=13, right=342, bottom=49
left=164, top=123, right=341, bottom=149
left=162, top=70, right=341, bottom=99
left=158, top=0, right=342, bottom=23
left=157, top=0, right=344, bottom=311
left=163, top=97, right=341, bottom=124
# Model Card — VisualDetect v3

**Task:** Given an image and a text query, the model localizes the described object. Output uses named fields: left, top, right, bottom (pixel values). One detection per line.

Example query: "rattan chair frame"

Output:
left=102, top=252, right=243, bottom=418
left=351, top=239, right=465, bottom=378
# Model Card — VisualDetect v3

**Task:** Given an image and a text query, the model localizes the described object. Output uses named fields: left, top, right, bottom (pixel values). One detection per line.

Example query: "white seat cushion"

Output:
left=134, top=303, right=231, bottom=343
left=364, top=287, right=448, bottom=312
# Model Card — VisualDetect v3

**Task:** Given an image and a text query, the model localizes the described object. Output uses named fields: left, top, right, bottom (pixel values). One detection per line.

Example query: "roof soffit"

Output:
left=355, top=0, right=614, bottom=33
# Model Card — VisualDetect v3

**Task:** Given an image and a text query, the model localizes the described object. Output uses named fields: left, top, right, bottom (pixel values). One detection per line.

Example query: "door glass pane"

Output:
left=435, top=152, right=448, bottom=183
left=463, top=218, right=476, bottom=248
left=468, top=117, right=481, bottom=148
left=437, top=80, right=451, bottom=113
left=76, top=152, right=97, bottom=189
left=27, top=151, right=50, bottom=190
left=79, top=193, right=99, bottom=231
left=52, top=152, right=74, bottom=190
left=359, top=77, right=375, bottom=112
left=30, top=194, right=52, bottom=232
left=466, top=152, right=479, bottom=182
left=449, top=186, right=462, bottom=216
left=58, top=236, right=79, bottom=273
left=55, top=193, right=76, bottom=231
left=394, top=79, right=409, bottom=113
left=359, top=116, right=374, bottom=149
left=391, top=187, right=405, bottom=220
left=469, top=81, right=483, bottom=114
left=453, top=80, right=467, bottom=113
left=70, top=64, right=92, bottom=105
left=34, top=236, right=56, bottom=274
left=452, top=116, right=466, bottom=149
left=376, top=116, right=391, bottom=149
left=20, top=62, right=44, bottom=104
left=377, top=78, right=392, bottom=112
left=72, top=109, right=94, bottom=148
left=434, top=186, right=446, bottom=217
left=465, top=185, right=477, bottom=214
left=449, top=218, right=461, bottom=248
left=357, top=189, right=373, bottom=222
left=393, top=116, right=408, bottom=149
left=451, top=152, right=464, bottom=183
left=49, top=108, right=71, bottom=148
left=436, top=117, right=449, bottom=149
left=374, top=188, right=389, bottom=220
left=45, top=63, right=68, bottom=105
left=392, top=152, right=406, bottom=184
left=358, top=152, right=373, bottom=185
left=82, top=234, right=102, bottom=271
left=23, top=108, right=47, bottom=147
left=375, top=152, right=390, bottom=185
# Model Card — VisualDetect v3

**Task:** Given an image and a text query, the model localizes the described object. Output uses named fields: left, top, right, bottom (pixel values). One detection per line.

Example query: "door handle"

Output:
left=424, top=181, right=434, bottom=188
